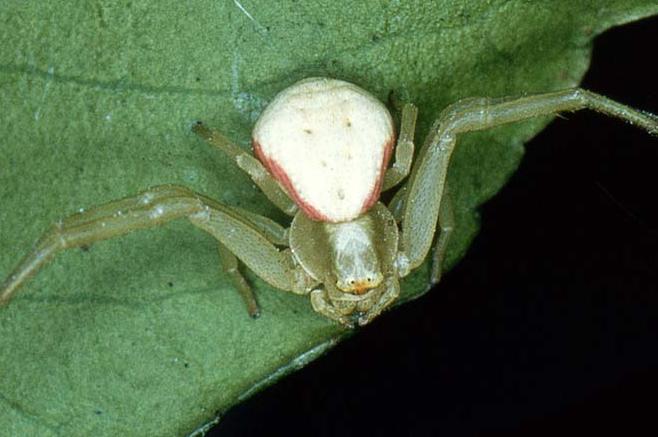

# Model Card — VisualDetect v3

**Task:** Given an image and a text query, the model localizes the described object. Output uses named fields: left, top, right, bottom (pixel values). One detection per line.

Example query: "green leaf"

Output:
left=0, top=1, right=656, bottom=435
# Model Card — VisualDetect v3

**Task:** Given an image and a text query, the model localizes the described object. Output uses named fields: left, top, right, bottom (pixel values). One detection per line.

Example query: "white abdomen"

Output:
left=253, top=78, right=395, bottom=223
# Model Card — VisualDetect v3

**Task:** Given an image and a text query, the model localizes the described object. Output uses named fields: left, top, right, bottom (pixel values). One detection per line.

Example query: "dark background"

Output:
left=212, top=15, right=658, bottom=437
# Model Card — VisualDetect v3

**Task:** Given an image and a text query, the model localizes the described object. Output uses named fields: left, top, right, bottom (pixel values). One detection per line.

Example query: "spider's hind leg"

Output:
left=192, top=122, right=298, bottom=216
left=217, top=242, right=260, bottom=318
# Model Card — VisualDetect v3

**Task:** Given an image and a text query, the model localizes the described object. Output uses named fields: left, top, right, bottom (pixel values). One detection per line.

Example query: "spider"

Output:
left=1, top=77, right=656, bottom=327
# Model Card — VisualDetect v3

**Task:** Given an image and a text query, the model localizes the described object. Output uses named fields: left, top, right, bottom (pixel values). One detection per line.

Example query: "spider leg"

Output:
left=388, top=181, right=454, bottom=284
left=398, top=88, right=658, bottom=271
left=387, top=184, right=407, bottom=222
left=0, top=184, right=311, bottom=310
left=430, top=184, right=454, bottom=285
left=192, top=122, right=298, bottom=216
left=382, top=102, right=418, bottom=191
left=217, top=242, right=260, bottom=318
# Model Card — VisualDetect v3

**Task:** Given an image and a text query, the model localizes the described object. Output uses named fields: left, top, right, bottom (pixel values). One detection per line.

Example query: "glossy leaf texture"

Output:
left=0, top=1, right=656, bottom=435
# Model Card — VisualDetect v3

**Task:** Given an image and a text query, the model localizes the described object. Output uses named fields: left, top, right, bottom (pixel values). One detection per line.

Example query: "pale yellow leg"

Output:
left=217, top=242, right=260, bottom=318
left=0, top=184, right=310, bottom=310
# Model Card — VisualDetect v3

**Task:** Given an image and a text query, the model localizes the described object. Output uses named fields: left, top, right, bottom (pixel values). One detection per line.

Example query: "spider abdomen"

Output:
left=252, top=77, right=395, bottom=223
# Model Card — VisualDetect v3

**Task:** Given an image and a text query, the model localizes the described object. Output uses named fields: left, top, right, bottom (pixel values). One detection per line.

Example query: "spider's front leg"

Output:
left=398, top=88, right=658, bottom=275
left=0, top=184, right=313, bottom=314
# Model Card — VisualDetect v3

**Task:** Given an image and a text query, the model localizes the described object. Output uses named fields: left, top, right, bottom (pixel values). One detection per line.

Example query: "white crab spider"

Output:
left=1, top=77, right=656, bottom=327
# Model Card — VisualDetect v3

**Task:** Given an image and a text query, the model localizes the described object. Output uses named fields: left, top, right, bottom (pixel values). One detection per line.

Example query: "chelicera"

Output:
left=1, top=77, right=656, bottom=326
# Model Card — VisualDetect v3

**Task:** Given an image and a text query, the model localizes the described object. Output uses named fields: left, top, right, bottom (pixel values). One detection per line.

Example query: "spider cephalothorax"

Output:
left=1, top=77, right=656, bottom=327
